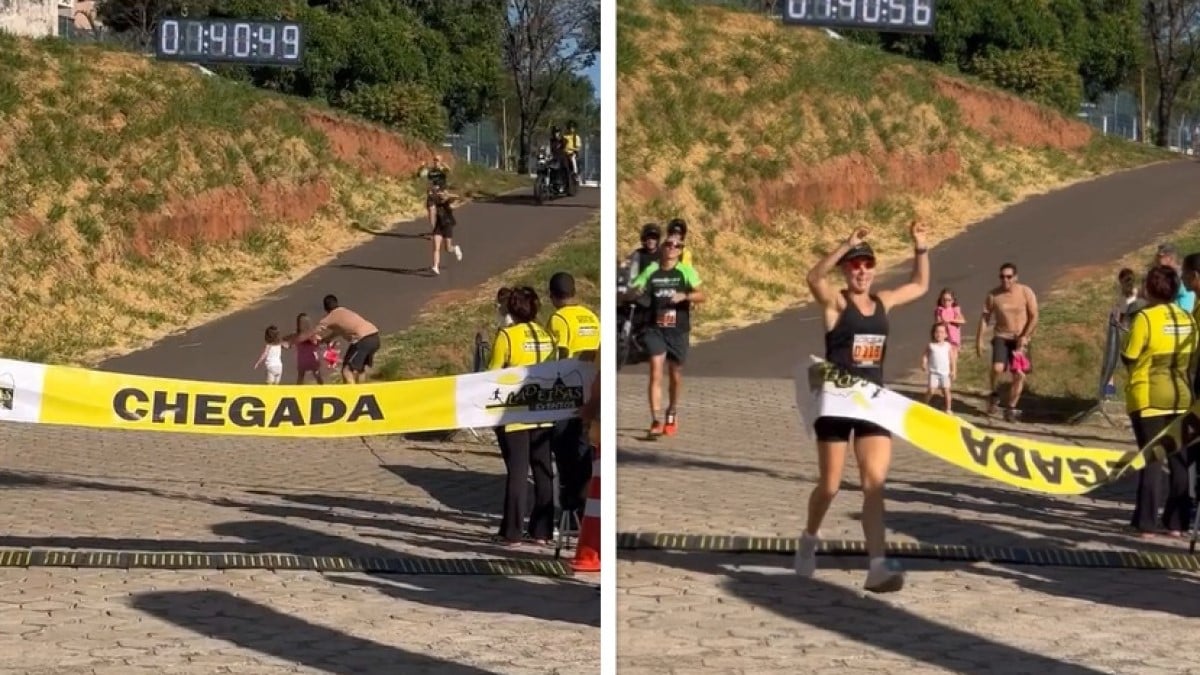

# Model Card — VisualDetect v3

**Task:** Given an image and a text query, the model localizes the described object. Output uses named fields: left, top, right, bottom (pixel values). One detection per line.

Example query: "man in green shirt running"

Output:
left=622, top=231, right=704, bottom=437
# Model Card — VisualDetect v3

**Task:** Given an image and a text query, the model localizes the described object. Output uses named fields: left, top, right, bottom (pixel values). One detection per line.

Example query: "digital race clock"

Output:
left=154, top=18, right=305, bottom=66
left=782, top=0, right=935, bottom=34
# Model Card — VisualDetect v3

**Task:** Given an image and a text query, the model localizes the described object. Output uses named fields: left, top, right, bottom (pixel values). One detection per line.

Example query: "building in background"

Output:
left=0, top=0, right=59, bottom=38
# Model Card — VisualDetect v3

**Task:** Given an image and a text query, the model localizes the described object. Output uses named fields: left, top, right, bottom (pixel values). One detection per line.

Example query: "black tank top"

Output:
left=825, top=291, right=889, bottom=385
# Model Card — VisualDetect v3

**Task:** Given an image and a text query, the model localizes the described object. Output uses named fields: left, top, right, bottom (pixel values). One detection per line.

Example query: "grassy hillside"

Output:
left=0, top=34, right=523, bottom=365
left=617, top=0, right=1170, bottom=341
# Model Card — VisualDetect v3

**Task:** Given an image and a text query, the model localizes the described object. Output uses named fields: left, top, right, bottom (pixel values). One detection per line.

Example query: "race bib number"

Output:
left=656, top=310, right=677, bottom=328
left=851, top=334, right=886, bottom=366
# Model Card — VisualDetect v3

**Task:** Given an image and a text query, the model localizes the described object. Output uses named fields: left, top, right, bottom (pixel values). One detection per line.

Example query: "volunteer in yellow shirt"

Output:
left=487, top=286, right=557, bottom=546
left=545, top=272, right=600, bottom=519
left=547, top=272, right=600, bottom=360
left=1120, top=264, right=1197, bottom=537
left=564, top=121, right=582, bottom=178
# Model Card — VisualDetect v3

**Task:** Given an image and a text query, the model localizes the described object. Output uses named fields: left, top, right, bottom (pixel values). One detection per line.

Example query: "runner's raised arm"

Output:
left=876, top=220, right=929, bottom=311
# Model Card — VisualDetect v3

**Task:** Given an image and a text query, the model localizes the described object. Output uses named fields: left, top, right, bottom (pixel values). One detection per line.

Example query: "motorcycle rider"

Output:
left=626, top=223, right=662, bottom=281
left=632, top=219, right=695, bottom=281
left=617, top=224, right=661, bottom=369
left=666, top=218, right=694, bottom=267
left=564, top=121, right=582, bottom=181
left=549, top=126, right=569, bottom=191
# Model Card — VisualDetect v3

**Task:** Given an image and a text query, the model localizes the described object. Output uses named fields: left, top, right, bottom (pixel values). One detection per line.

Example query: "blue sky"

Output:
left=584, top=61, right=600, bottom=100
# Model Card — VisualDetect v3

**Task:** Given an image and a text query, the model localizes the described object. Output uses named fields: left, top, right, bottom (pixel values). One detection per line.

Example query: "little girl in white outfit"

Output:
left=923, top=322, right=955, bottom=412
left=255, top=325, right=288, bottom=384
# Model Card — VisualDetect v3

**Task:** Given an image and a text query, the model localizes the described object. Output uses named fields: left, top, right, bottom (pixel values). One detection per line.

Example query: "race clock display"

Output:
left=154, top=18, right=305, bottom=66
left=782, top=0, right=935, bottom=34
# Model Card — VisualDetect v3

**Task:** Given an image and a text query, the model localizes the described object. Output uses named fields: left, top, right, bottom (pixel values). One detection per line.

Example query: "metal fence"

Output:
left=1077, top=89, right=1200, bottom=153
left=442, top=121, right=601, bottom=185
left=1077, top=90, right=1143, bottom=142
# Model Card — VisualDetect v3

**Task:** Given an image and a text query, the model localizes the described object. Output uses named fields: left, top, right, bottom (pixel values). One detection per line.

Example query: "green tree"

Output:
left=123, top=0, right=505, bottom=137
left=398, top=0, right=506, bottom=131
left=503, top=0, right=600, bottom=173
left=854, top=0, right=1141, bottom=110
left=1144, top=0, right=1200, bottom=146
left=492, top=71, right=597, bottom=170
left=96, top=0, right=214, bottom=48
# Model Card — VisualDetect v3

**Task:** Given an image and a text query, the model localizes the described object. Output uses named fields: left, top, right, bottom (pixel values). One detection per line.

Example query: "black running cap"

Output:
left=838, top=242, right=876, bottom=264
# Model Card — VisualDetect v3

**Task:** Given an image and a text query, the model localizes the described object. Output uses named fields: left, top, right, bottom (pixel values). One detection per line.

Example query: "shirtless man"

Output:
left=975, top=262, right=1039, bottom=421
left=291, top=294, right=382, bottom=384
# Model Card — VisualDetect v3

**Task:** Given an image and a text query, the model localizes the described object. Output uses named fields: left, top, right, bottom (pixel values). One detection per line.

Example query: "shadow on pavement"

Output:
left=882, top=506, right=1184, bottom=555
left=483, top=193, right=596, bottom=208
left=618, top=447, right=815, bottom=483
left=245, top=488, right=495, bottom=525
left=890, top=387, right=1118, bottom=431
left=383, top=463, right=499, bottom=516
left=335, top=263, right=436, bottom=277
left=624, top=549, right=1109, bottom=674
left=880, top=478, right=1179, bottom=552
left=130, top=589, right=499, bottom=675
left=0, top=469, right=522, bottom=558
left=331, top=573, right=600, bottom=628
left=351, top=222, right=430, bottom=239
left=206, top=521, right=597, bottom=627
left=881, top=511, right=1200, bottom=619
left=0, top=469, right=174, bottom=497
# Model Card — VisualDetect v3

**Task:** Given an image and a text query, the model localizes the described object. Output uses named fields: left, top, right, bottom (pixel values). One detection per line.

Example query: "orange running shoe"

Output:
left=649, top=420, right=664, bottom=436
left=663, top=410, right=678, bottom=436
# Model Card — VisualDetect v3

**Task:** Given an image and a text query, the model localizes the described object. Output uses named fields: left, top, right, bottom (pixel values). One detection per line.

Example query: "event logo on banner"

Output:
left=0, top=357, right=595, bottom=438
left=795, top=356, right=1152, bottom=496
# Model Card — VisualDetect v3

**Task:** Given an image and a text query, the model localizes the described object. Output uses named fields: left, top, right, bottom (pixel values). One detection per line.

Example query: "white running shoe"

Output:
left=431, top=265, right=439, bottom=275
left=454, top=245, right=463, bottom=261
left=793, top=531, right=819, bottom=577
left=864, top=557, right=905, bottom=593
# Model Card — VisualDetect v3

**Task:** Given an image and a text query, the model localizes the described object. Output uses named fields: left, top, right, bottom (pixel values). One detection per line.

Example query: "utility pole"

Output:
left=501, top=98, right=510, bottom=172
left=1140, top=66, right=1148, bottom=144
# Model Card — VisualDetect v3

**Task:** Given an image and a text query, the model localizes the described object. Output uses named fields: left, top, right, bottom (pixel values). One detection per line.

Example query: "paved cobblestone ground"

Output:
left=617, top=373, right=1200, bottom=674
left=0, top=424, right=598, bottom=674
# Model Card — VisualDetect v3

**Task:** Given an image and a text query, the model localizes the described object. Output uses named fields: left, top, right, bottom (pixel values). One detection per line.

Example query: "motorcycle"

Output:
left=533, top=147, right=578, bottom=204
left=616, top=260, right=651, bottom=370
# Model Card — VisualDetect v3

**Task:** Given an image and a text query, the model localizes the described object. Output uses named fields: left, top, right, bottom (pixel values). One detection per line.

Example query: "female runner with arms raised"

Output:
left=796, top=221, right=929, bottom=593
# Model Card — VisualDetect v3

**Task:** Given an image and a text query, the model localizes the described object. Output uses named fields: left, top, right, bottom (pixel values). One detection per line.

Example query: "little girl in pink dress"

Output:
left=290, top=313, right=325, bottom=385
left=935, top=289, right=966, bottom=371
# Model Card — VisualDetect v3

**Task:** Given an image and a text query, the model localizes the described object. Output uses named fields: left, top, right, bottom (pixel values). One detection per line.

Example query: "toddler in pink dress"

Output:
left=934, top=289, right=965, bottom=370
left=289, top=313, right=325, bottom=385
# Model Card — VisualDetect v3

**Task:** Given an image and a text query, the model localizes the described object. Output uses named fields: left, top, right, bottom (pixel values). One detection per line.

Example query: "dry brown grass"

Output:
left=617, top=0, right=1170, bottom=342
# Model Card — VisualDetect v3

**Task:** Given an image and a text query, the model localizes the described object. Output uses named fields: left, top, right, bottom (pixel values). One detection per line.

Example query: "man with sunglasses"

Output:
left=976, top=262, right=1039, bottom=420
left=622, top=231, right=704, bottom=436
left=666, top=218, right=694, bottom=267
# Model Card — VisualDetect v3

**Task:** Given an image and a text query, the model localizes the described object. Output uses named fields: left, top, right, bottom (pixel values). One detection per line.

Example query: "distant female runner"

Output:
left=796, top=221, right=929, bottom=593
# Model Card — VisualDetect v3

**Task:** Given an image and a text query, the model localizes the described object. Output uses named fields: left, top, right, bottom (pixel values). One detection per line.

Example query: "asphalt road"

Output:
left=686, top=159, right=1200, bottom=380
left=101, top=187, right=599, bottom=383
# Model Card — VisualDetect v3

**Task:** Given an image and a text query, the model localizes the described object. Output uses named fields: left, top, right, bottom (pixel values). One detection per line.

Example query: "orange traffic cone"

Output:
left=570, top=442, right=601, bottom=573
